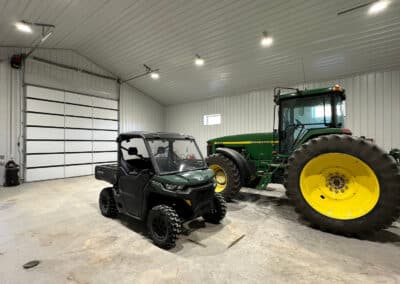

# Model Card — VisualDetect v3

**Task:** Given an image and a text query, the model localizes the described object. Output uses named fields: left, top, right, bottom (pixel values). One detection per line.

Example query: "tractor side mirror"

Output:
left=128, top=147, right=138, bottom=156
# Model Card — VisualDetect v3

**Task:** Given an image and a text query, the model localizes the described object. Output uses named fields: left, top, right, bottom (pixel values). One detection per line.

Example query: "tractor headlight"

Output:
left=164, top=183, right=185, bottom=191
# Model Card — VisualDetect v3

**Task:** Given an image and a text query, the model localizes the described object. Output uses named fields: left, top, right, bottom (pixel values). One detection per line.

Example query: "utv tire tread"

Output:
left=147, top=205, right=182, bottom=249
left=207, top=153, right=242, bottom=199
left=99, top=187, right=118, bottom=218
left=284, top=134, right=400, bottom=236
left=203, top=193, right=227, bottom=224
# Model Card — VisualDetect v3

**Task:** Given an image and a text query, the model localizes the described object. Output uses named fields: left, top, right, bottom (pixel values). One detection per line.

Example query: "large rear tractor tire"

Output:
left=207, top=154, right=241, bottom=200
left=285, top=134, right=400, bottom=236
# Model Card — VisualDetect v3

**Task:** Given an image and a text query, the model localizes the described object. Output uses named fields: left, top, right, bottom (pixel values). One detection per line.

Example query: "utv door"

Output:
left=119, top=172, right=151, bottom=218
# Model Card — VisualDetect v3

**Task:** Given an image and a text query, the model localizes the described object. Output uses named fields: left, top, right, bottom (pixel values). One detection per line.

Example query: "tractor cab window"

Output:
left=279, top=94, right=343, bottom=154
left=120, top=138, right=152, bottom=174
left=148, top=138, right=206, bottom=175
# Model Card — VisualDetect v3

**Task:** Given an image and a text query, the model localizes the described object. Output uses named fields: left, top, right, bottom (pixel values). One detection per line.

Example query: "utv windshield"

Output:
left=147, top=138, right=207, bottom=175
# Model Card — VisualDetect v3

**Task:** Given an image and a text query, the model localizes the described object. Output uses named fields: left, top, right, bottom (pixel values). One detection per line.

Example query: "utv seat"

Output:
left=121, top=158, right=151, bottom=174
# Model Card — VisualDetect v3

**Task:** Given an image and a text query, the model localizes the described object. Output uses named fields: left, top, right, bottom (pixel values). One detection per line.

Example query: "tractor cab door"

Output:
left=118, top=138, right=153, bottom=218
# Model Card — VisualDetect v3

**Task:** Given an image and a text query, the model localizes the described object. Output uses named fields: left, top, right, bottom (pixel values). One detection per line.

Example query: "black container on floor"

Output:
left=4, top=160, right=20, bottom=187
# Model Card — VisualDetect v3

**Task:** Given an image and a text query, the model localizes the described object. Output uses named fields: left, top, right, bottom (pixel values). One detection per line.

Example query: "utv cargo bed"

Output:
left=95, top=164, right=118, bottom=184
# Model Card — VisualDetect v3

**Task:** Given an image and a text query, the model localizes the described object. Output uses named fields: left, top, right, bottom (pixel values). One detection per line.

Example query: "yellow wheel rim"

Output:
left=209, top=164, right=227, bottom=193
left=300, top=153, right=380, bottom=220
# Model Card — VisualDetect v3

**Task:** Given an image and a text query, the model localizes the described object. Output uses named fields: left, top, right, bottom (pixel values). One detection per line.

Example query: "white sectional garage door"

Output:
left=25, top=85, right=118, bottom=182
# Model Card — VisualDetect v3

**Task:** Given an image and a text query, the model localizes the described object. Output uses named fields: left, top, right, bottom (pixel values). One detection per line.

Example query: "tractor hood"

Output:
left=154, top=169, right=214, bottom=186
left=207, top=132, right=276, bottom=144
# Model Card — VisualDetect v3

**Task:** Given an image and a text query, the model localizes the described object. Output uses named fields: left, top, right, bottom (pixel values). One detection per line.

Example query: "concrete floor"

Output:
left=0, top=176, right=399, bottom=284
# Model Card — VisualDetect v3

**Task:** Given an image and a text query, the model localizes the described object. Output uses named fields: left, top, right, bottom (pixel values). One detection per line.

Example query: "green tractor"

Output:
left=207, top=85, right=400, bottom=235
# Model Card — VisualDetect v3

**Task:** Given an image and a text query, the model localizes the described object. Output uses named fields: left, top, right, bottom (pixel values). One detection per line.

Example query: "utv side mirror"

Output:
left=156, top=147, right=166, bottom=155
left=128, top=147, right=138, bottom=156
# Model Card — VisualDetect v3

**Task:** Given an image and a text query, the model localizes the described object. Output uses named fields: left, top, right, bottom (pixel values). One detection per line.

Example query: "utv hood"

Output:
left=154, top=169, right=214, bottom=186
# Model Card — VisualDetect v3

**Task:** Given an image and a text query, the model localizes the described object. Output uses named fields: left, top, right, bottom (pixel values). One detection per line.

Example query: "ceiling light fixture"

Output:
left=261, top=31, right=273, bottom=47
left=122, top=64, right=160, bottom=83
left=195, top=54, right=205, bottom=66
left=368, top=0, right=390, bottom=14
left=15, top=21, right=33, bottom=33
left=150, top=71, right=160, bottom=80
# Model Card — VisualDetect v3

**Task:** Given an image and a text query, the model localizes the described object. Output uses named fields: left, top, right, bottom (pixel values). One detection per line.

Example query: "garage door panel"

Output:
left=27, top=113, right=64, bottom=127
left=65, top=164, right=93, bottom=177
left=26, top=127, right=64, bottom=140
left=65, top=104, right=92, bottom=117
left=26, top=167, right=64, bottom=182
left=65, top=116, right=92, bottom=128
left=93, top=130, right=117, bottom=141
left=93, top=152, right=117, bottom=163
left=93, top=119, right=118, bottom=130
left=26, top=141, right=64, bottom=153
left=27, top=86, right=64, bottom=102
left=26, top=154, right=64, bottom=167
left=65, top=153, right=92, bottom=164
left=65, top=141, right=92, bottom=152
left=65, top=129, right=92, bottom=140
left=93, top=142, right=117, bottom=151
left=92, top=97, right=118, bottom=110
left=93, top=108, right=118, bottom=120
left=65, top=92, right=92, bottom=106
left=27, top=99, right=64, bottom=115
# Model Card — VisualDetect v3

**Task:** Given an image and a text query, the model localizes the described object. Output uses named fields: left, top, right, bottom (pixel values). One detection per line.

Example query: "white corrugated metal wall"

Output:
left=165, top=69, right=400, bottom=154
left=0, top=47, right=164, bottom=183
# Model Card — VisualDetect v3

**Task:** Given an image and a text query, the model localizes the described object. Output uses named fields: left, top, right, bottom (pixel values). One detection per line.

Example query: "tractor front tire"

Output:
left=207, top=154, right=241, bottom=200
left=203, top=193, right=227, bottom=224
left=285, top=134, right=400, bottom=236
left=147, top=205, right=182, bottom=249
left=99, top=187, right=118, bottom=218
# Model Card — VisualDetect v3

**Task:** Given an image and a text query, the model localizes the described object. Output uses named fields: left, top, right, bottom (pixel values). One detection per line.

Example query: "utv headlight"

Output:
left=164, top=183, right=185, bottom=191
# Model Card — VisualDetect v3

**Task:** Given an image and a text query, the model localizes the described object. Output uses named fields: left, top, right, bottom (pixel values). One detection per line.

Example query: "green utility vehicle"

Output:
left=96, top=132, right=226, bottom=249
left=207, top=85, right=400, bottom=235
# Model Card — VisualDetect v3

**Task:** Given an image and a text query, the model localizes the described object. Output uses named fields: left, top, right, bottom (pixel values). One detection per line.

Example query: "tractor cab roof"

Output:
left=117, top=131, right=194, bottom=142
left=274, top=85, right=346, bottom=104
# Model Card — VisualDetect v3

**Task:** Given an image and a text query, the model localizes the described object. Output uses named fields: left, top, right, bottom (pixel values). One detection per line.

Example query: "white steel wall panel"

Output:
left=92, top=97, right=118, bottom=110
left=26, top=99, right=64, bottom=115
left=65, top=104, right=92, bottom=117
left=65, top=141, right=92, bottom=152
left=26, top=127, right=64, bottom=140
left=93, top=152, right=117, bottom=163
left=27, top=113, right=65, bottom=127
left=65, top=153, right=92, bottom=164
left=26, top=167, right=64, bottom=182
left=65, top=129, right=92, bottom=140
left=26, top=85, right=64, bottom=102
left=93, top=130, right=118, bottom=141
left=166, top=70, right=400, bottom=154
left=65, top=165, right=93, bottom=177
left=93, top=142, right=117, bottom=151
left=93, top=108, right=118, bottom=120
left=93, top=119, right=118, bottom=130
left=26, top=141, right=64, bottom=153
left=26, top=154, right=64, bottom=168
left=65, top=116, right=92, bottom=128
left=65, top=92, right=93, bottom=105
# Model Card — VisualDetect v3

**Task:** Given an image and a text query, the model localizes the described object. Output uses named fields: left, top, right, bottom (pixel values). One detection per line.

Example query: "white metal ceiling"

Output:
left=1, top=0, right=400, bottom=105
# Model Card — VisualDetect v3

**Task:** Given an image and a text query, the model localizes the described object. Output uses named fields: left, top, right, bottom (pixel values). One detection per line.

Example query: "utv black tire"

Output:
left=207, top=154, right=242, bottom=200
left=285, top=134, right=400, bottom=236
left=99, top=187, right=118, bottom=218
left=147, top=205, right=182, bottom=249
left=203, top=193, right=227, bottom=224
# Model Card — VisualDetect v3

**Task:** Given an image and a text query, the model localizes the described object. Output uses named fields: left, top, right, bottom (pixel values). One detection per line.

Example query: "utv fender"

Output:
left=215, top=147, right=252, bottom=184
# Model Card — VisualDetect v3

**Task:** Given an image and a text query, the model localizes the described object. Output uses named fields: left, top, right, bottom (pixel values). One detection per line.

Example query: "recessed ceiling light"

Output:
left=15, top=22, right=32, bottom=33
left=368, top=0, right=390, bottom=14
left=150, top=71, right=160, bottom=80
left=195, top=54, right=205, bottom=66
left=261, top=31, right=273, bottom=47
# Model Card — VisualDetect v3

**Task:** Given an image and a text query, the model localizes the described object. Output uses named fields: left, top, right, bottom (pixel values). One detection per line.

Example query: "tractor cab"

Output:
left=274, top=85, right=347, bottom=154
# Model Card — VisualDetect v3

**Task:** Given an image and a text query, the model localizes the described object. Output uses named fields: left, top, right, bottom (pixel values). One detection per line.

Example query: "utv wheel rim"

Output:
left=299, top=153, right=380, bottom=220
left=152, top=216, right=168, bottom=240
left=209, top=164, right=227, bottom=192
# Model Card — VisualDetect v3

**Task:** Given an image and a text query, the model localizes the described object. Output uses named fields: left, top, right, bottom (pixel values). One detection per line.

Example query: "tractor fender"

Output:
left=215, top=147, right=252, bottom=184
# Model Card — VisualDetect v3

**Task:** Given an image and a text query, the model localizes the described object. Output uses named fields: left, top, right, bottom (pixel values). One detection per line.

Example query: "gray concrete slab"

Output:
left=0, top=176, right=399, bottom=284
